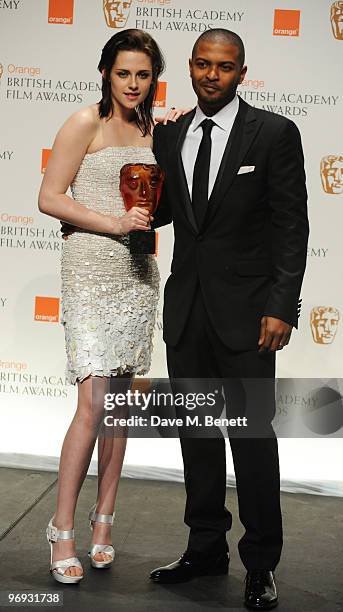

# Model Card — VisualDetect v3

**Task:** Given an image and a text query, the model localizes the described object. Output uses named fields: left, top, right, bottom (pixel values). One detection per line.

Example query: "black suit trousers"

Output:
left=166, top=283, right=283, bottom=571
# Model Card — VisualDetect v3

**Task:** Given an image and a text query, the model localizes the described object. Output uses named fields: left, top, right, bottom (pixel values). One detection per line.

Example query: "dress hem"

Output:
left=66, top=364, right=151, bottom=386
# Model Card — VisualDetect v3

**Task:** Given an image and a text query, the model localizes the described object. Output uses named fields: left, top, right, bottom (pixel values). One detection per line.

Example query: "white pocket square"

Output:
left=237, top=165, right=255, bottom=174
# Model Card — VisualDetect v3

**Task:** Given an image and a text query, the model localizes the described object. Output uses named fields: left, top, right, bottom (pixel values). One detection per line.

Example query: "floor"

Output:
left=0, top=467, right=342, bottom=612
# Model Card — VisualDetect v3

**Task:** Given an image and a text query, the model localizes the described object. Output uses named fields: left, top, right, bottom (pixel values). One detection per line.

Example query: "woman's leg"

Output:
left=90, top=373, right=132, bottom=562
left=51, top=375, right=111, bottom=576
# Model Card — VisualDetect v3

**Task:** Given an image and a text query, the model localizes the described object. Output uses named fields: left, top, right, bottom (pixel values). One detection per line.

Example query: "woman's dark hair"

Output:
left=97, top=29, right=165, bottom=136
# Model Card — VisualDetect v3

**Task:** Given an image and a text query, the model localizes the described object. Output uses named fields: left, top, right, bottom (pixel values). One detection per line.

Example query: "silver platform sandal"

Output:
left=46, top=518, right=83, bottom=584
left=88, top=503, right=115, bottom=569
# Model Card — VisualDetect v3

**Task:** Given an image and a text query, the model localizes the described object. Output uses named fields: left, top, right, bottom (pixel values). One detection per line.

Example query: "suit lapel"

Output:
left=173, top=109, right=198, bottom=233
left=170, top=100, right=263, bottom=233
left=204, top=98, right=263, bottom=228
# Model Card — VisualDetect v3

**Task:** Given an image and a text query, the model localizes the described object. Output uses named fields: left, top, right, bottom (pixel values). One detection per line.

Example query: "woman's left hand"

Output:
left=154, top=107, right=192, bottom=125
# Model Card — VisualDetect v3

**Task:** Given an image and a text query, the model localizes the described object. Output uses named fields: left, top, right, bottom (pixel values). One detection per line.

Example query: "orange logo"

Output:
left=103, top=1, right=132, bottom=28
left=34, top=296, right=60, bottom=323
left=41, top=149, right=52, bottom=174
left=273, top=9, right=300, bottom=36
left=153, top=82, right=167, bottom=108
left=320, top=155, right=343, bottom=194
left=48, top=0, right=74, bottom=25
left=331, top=2, right=343, bottom=39
left=310, top=306, right=340, bottom=344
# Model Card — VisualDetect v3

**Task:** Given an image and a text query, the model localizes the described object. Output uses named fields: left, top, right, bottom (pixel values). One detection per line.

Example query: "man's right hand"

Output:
left=60, top=222, right=76, bottom=240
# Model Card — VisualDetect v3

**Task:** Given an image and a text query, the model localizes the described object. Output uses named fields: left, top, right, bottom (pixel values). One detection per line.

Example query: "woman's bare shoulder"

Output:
left=54, top=105, right=100, bottom=150
left=63, top=104, right=100, bottom=130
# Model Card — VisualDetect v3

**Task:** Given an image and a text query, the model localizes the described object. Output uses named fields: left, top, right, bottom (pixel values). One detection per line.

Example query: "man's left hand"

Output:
left=258, top=316, right=292, bottom=352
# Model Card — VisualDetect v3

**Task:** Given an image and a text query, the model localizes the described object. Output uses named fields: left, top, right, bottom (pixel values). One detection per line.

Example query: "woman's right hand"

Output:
left=116, top=207, right=153, bottom=234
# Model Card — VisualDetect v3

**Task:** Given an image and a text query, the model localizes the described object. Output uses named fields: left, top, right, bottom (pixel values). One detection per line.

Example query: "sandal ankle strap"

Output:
left=88, top=503, right=115, bottom=526
left=46, top=521, right=74, bottom=543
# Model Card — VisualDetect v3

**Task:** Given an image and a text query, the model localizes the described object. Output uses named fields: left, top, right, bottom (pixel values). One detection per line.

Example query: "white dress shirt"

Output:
left=181, top=94, right=239, bottom=199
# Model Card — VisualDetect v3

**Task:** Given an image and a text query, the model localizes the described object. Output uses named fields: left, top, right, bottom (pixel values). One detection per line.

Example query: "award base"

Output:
left=129, top=230, right=156, bottom=254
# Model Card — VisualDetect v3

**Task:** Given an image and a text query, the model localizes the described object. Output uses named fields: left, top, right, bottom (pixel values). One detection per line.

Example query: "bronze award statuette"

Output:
left=119, top=163, right=165, bottom=254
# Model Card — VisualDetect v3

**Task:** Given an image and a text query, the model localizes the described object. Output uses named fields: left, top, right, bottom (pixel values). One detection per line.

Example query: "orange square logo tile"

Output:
left=34, top=296, right=60, bottom=323
left=273, top=9, right=300, bottom=36
left=153, top=82, right=167, bottom=108
left=41, top=149, right=52, bottom=174
left=48, top=0, right=74, bottom=25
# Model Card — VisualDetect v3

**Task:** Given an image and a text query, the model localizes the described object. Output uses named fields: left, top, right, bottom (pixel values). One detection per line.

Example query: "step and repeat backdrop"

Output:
left=0, top=0, right=342, bottom=494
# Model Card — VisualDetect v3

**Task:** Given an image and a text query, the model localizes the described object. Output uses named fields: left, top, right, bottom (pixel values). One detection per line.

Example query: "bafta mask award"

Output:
left=120, top=163, right=165, bottom=254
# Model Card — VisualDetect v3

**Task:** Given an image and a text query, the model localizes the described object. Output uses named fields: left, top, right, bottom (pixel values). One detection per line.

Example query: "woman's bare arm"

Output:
left=38, top=107, right=149, bottom=234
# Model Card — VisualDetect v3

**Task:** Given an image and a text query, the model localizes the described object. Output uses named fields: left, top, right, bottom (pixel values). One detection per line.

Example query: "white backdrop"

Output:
left=0, top=0, right=342, bottom=496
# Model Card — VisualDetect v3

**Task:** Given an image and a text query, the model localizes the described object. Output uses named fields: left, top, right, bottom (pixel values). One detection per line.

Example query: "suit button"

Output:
left=197, top=235, right=203, bottom=241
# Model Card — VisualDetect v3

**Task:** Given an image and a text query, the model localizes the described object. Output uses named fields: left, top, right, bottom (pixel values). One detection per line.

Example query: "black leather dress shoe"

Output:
left=244, top=570, right=278, bottom=609
left=150, top=552, right=229, bottom=584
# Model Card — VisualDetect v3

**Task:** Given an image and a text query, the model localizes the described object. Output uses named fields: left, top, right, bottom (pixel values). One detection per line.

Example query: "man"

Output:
left=150, top=29, right=309, bottom=610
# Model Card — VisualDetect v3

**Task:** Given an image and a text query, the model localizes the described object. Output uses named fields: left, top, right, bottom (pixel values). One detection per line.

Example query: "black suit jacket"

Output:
left=152, top=97, right=309, bottom=350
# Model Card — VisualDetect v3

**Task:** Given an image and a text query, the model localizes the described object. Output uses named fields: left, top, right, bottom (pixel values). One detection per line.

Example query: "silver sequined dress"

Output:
left=61, top=146, right=160, bottom=385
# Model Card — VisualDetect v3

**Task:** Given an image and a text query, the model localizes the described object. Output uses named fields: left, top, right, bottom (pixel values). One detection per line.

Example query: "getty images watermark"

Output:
left=103, top=387, right=248, bottom=430
left=93, top=378, right=343, bottom=438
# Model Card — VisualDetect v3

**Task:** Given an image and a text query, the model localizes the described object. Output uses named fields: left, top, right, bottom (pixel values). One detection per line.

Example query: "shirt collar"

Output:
left=192, top=94, right=239, bottom=132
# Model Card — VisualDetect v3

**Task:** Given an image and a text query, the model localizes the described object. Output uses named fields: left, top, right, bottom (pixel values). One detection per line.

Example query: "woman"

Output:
left=38, top=29, right=183, bottom=584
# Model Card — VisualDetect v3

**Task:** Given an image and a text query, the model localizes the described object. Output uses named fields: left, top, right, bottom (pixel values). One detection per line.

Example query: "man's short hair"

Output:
left=192, top=29, right=245, bottom=68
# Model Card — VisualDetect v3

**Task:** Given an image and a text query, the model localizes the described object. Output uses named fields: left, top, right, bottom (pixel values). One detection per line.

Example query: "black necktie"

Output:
left=191, top=118, right=215, bottom=228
